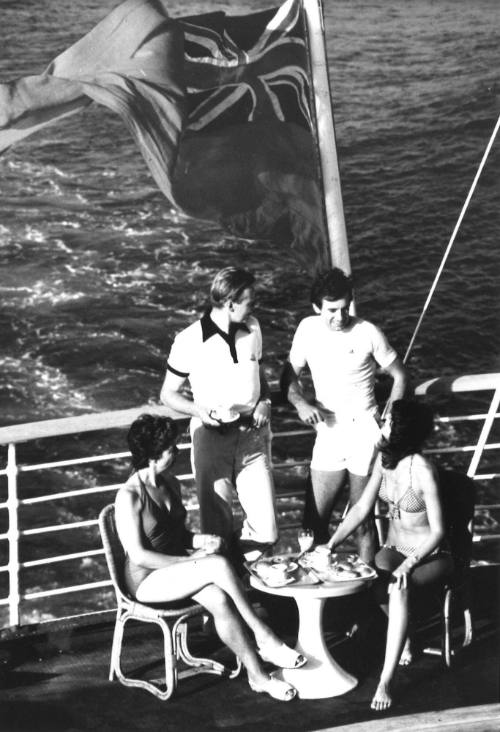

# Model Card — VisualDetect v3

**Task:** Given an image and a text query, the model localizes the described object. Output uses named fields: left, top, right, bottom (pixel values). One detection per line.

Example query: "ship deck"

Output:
left=1, top=562, right=499, bottom=732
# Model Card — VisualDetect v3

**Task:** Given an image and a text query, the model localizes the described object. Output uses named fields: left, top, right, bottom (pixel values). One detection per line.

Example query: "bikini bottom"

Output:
left=374, top=546, right=454, bottom=602
left=381, top=542, right=440, bottom=558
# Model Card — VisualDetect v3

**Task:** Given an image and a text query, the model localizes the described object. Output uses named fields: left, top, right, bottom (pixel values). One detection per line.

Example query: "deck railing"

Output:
left=0, top=373, right=499, bottom=630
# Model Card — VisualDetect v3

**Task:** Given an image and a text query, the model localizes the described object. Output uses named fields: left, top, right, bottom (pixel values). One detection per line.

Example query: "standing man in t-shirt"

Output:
left=160, top=267, right=277, bottom=563
left=282, top=268, right=408, bottom=562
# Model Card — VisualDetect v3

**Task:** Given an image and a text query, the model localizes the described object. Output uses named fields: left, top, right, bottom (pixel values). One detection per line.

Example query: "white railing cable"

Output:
left=21, top=519, right=98, bottom=536
left=424, top=443, right=500, bottom=456
left=18, top=451, right=131, bottom=472
left=19, top=483, right=123, bottom=505
left=0, top=549, right=105, bottom=572
left=12, top=442, right=189, bottom=473
left=21, top=548, right=104, bottom=568
left=403, top=113, right=500, bottom=365
left=24, top=580, right=111, bottom=601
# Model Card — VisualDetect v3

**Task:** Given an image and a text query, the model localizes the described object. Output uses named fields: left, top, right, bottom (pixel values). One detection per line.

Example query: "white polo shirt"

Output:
left=289, top=315, right=398, bottom=417
left=166, top=310, right=262, bottom=414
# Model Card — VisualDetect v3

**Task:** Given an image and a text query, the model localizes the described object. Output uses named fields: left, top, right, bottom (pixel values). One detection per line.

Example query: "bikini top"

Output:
left=378, top=456, right=427, bottom=519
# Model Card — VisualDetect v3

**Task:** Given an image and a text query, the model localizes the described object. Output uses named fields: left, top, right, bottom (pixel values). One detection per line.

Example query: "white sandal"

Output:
left=249, top=673, right=297, bottom=701
left=257, top=640, right=306, bottom=669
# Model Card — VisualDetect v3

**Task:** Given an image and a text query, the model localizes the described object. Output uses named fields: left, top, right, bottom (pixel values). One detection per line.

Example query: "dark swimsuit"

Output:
left=123, top=475, right=194, bottom=597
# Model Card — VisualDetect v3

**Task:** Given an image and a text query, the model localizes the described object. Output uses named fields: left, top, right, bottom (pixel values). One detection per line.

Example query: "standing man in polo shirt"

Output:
left=160, top=267, right=277, bottom=562
left=282, top=268, right=408, bottom=563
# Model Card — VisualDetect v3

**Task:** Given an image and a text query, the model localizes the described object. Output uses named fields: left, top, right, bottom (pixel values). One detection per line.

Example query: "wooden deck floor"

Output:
left=1, top=568, right=499, bottom=732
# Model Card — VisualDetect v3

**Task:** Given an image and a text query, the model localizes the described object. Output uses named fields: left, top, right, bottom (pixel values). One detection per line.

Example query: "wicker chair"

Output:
left=99, top=504, right=241, bottom=700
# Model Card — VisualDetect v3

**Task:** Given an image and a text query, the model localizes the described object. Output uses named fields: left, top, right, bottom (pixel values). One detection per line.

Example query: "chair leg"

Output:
left=108, top=610, right=241, bottom=700
left=159, top=617, right=177, bottom=698
left=442, top=585, right=474, bottom=667
left=112, top=613, right=176, bottom=701
left=174, top=616, right=242, bottom=680
left=443, top=587, right=452, bottom=667
left=463, top=607, right=474, bottom=647
left=109, top=609, right=126, bottom=681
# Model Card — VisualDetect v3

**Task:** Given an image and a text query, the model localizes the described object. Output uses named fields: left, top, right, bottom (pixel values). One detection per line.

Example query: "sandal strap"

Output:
left=257, top=641, right=305, bottom=669
left=249, top=674, right=297, bottom=701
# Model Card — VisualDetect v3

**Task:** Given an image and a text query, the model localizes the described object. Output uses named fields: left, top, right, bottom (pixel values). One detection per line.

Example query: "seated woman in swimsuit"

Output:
left=115, top=414, right=305, bottom=702
left=326, top=399, right=453, bottom=711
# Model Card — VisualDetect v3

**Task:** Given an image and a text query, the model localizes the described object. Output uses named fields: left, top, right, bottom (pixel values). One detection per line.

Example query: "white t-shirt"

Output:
left=167, top=311, right=262, bottom=414
left=289, top=315, right=397, bottom=416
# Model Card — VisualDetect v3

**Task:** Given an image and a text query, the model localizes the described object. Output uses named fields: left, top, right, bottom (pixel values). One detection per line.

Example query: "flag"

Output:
left=0, top=0, right=329, bottom=270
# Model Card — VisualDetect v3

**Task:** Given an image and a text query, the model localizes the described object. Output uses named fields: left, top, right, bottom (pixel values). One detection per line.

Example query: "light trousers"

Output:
left=191, top=420, right=278, bottom=545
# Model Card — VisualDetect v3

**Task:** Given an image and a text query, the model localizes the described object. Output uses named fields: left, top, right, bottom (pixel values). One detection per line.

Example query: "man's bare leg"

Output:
left=304, top=469, right=347, bottom=544
left=349, top=472, right=377, bottom=564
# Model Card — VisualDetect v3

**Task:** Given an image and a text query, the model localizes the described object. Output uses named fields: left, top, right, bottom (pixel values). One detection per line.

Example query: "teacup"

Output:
left=212, top=406, right=239, bottom=423
left=262, top=563, right=289, bottom=584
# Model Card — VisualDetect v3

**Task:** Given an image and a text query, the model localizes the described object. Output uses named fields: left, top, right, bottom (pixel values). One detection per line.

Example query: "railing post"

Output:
left=6, top=443, right=20, bottom=626
left=467, top=386, right=500, bottom=478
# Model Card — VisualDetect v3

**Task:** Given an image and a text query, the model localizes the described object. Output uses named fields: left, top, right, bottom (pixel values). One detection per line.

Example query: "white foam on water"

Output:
left=0, top=354, right=94, bottom=418
left=15, top=280, right=86, bottom=307
left=7, top=159, right=73, bottom=180
left=59, top=221, right=82, bottom=228
left=24, top=227, right=48, bottom=243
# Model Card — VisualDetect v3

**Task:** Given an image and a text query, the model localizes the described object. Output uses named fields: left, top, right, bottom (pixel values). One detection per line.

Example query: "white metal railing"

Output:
left=415, top=373, right=500, bottom=480
left=0, top=373, right=499, bottom=629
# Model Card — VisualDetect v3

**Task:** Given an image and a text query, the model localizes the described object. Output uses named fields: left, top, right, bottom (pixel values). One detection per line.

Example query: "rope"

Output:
left=403, top=112, right=500, bottom=365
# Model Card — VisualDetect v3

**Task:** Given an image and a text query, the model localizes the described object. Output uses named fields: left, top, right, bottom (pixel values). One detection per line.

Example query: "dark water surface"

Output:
left=0, top=0, right=499, bottom=427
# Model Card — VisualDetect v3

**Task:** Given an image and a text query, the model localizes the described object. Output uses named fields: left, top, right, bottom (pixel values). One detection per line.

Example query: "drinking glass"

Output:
left=297, top=528, right=314, bottom=553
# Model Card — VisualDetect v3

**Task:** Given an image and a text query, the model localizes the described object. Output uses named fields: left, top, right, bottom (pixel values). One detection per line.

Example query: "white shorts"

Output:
left=310, top=410, right=381, bottom=476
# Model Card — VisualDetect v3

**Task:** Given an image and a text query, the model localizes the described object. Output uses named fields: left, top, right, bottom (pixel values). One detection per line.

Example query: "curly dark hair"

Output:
left=381, top=399, right=434, bottom=470
left=127, top=414, right=178, bottom=470
left=310, top=268, right=353, bottom=308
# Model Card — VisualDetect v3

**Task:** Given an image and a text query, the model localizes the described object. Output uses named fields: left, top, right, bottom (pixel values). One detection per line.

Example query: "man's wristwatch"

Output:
left=260, top=398, right=272, bottom=407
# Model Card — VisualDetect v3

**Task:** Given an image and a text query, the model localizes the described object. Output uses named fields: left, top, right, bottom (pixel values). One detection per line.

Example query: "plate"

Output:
left=246, top=562, right=296, bottom=587
left=298, top=553, right=377, bottom=583
left=316, top=566, right=377, bottom=583
left=256, top=556, right=298, bottom=570
left=248, top=556, right=300, bottom=585
left=260, top=576, right=296, bottom=588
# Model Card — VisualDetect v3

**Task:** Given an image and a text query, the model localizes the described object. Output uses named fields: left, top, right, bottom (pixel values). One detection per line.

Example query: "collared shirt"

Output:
left=166, top=310, right=262, bottom=414
left=289, top=315, right=397, bottom=416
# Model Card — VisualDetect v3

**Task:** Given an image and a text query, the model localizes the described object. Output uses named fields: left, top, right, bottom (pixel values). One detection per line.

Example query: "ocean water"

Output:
left=0, top=0, right=499, bottom=427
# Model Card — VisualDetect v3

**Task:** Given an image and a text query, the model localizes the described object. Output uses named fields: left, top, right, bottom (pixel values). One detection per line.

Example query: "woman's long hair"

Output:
left=381, top=399, right=434, bottom=470
left=127, top=414, right=178, bottom=471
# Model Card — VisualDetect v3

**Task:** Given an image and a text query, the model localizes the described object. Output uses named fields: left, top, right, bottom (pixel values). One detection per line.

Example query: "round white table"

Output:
left=250, top=573, right=373, bottom=699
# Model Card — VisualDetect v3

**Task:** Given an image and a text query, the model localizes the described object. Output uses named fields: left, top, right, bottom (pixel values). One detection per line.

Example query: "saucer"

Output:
left=212, top=408, right=240, bottom=424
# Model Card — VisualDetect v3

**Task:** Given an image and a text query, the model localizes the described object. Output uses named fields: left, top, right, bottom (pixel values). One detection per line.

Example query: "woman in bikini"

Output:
left=115, top=414, right=305, bottom=702
left=326, top=399, right=453, bottom=711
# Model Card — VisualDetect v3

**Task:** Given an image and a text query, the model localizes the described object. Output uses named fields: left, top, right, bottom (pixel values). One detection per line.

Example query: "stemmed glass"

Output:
left=297, top=528, right=314, bottom=555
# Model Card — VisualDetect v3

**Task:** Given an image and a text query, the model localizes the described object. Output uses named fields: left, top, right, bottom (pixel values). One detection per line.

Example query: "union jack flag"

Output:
left=181, top=0, right=313, bottom=133
left=0, top=0, right=329, bottom=269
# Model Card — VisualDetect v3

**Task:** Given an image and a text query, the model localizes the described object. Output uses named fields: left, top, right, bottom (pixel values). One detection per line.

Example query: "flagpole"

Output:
left=302, top=0, right=351, bottom=276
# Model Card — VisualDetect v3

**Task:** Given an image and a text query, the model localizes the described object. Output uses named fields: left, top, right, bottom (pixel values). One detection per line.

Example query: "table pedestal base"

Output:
left=276, top=596, right=357, bottom=699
